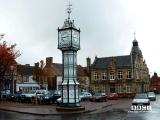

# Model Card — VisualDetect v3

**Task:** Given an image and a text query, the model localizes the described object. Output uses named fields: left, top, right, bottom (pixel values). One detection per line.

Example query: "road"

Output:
left=124, top=94, right=160, bottom=120
left=0, top=110, right=127, bottom=120
left=0, top=95, right=160, bottom=120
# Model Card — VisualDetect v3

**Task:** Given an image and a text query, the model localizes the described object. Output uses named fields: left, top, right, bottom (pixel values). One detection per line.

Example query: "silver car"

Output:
left=79, top=92, right=92, bottom=101
left=148, top=92, right=156, bottom=101
left=132, top=93, right=150, bottom=105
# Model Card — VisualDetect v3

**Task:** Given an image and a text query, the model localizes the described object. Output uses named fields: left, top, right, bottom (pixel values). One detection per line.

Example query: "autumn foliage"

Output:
left=0, top=40, right=20, bottom=92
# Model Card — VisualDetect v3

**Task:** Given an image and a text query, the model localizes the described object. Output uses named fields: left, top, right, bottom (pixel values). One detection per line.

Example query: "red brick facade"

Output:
left=150, top=73, right=160, bottom=93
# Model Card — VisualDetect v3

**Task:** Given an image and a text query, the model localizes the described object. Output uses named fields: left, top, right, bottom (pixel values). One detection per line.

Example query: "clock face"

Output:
left=59, top=30, right=71, bottom=48
left=72, top=30, right=79, bottom=48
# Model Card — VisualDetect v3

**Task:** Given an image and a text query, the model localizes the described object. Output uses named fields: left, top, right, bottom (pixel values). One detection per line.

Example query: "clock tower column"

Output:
left=57, top=3, right=80, bottom=107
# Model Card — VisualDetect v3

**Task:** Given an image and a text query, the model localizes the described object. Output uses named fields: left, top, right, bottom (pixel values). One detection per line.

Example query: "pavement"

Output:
left=0, top=99, right=132, bottom=115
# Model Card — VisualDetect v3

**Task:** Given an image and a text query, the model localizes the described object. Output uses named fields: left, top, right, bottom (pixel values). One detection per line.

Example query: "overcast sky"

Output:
left=0, top=0, right=160, bottom=75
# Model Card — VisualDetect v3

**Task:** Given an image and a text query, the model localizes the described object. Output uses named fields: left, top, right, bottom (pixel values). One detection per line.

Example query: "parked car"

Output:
left=7, top=93, right=16, bottom=101
left=79, top=92, right=92, bottom=101
left=39, top=90, right=61, bottom=104
left=52, top=90, right=61, bottom=103
left=1, top=90, right=10, bottom=100
left=21, top=90, right=47, bottom=103
left=148, top=92, right=156, bottom=101
left=90, top=93, right=107, bottom=102
left=56, top=97, right=62, bottom=105
left=39, top=91, right=53, bottom=104
left=107, top=93, right=118, bottom=100
left=132, top=93, right=150, bottom=105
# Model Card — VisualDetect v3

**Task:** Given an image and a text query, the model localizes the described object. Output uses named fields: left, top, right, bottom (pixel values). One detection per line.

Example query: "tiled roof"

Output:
left=52, top=63, right=62, bottom=76
left=51, top=63, right=89, bottom=77
left=77, top=65, right=89, bottom=77
left=17, top=65, right=34, bottom=75
left=91, top=55, right=132, bottom=69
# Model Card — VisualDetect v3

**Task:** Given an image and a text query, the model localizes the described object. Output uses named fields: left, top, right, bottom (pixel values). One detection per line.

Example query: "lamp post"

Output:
left=10, top=65, right=14, bottom=94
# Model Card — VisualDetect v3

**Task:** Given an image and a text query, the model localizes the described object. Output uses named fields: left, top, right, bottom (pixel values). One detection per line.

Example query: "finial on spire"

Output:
left=134, top=32, right=136, bottom=40
left=66, top=1, right=72, bottom=20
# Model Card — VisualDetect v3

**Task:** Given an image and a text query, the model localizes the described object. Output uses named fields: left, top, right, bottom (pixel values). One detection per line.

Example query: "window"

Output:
left=110, top=71, right=115, bottom=80
left=136, top=71, right=139, bottom=79
left=94, top=72, right=99, bottom=80
left=118, top=70, right=123, bottom=79
left=126, top=70, right=132, bottom=79
left=126, top=84, right=132, bottom=93
left=102, top=73, right=106, bottom=80
left=118, top=85, right=122, bottom=93
left=102, top=85, right=106, bottom=93
left=23, top=75, right=29, bottom=82
left=94, top=86, right=99, bottom=93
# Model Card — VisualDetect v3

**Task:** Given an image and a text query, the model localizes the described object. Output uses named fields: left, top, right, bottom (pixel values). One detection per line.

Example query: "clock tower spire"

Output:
left=66, top=2, right=72, bottom=20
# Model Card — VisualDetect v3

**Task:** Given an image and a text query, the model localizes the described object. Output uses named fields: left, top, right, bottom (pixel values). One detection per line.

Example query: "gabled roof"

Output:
left=52, top=63, right=62, bottom=76
left=91, top=55, right=132, bottom=69
left=50, top=63, right=89, bottom=77
left=17, top=65, right=34, bottom=75
left=77, top=65, right=89, bottom=77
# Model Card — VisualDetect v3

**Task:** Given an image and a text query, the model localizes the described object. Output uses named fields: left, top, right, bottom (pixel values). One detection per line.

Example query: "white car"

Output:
left=132, top=93, right=150, bottom=105
left=79, top=92, right=92, bottom=101
left=21, top=90, right=47, bottom=102
left=148, top=92, right=156, bottom=101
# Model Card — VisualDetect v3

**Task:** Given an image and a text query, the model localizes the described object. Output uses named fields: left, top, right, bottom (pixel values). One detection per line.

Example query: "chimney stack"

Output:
left=86, top=57, right=91, bottom=73
left=46, top=57, right=53, bottom=67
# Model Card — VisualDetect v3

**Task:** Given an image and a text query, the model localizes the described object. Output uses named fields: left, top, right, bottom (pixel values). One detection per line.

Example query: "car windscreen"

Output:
left=134, top=94, right=148, bottom=99
left=94, top=93, right=101, bottom=96
left=148, top=92, right=155, bottom=95
left=28, top=91, right=36, bottom=94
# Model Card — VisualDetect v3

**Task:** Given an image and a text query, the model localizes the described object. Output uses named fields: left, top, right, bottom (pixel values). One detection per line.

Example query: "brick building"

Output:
left=90, top=38, right=150, bottom=97
left=150, top=72, right=160, bottom=93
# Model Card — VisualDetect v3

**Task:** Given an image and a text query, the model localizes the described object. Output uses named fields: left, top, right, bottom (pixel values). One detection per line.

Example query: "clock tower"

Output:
left=58, top=3, right=80, bottom=107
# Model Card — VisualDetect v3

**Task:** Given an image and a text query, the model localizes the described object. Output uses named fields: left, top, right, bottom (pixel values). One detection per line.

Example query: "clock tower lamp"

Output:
left=58, top=3, right=80, bottom=107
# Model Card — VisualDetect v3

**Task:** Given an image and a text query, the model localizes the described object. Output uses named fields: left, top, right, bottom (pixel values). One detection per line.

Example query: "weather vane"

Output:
left=134, top=32, right=136, bottom=40
left=66, top=1, right=72, bottom=20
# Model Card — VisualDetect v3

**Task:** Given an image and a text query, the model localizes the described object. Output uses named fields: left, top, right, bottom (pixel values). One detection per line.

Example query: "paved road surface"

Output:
left=0, top=95, right=160, bottom=120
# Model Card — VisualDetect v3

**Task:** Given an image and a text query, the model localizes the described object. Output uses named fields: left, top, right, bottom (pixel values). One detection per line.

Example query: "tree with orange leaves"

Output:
left=0, top=35, right=20, bottom=99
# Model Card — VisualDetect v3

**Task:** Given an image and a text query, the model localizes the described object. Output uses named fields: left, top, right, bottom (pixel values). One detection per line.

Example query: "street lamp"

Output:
left=10, top=65, right=15, bottom=94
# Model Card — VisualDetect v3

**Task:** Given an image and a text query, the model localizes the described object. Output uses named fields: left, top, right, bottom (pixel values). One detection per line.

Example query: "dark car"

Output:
left=107, top=93, right=118, bottom=100
left=7, top=94, right=16, bottom=101
left=90, top=93, right=107, bottom=102
left=14, top=91, right=23, bottom=102
left=1, top=90, right=10, bottom=100
left=40, top=90, right=61, bottom=104
left=39, top=91, right=53, bottom=104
